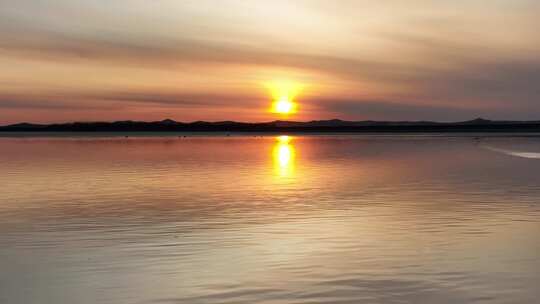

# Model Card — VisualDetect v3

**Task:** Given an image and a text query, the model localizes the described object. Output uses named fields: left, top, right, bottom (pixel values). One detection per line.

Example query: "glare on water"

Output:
left=273, top=135, right=296, bottom=178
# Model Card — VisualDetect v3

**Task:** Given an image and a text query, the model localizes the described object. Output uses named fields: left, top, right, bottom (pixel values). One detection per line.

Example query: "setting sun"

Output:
left=274, top=98, right=295, bottom=114
left=266, top=81, right=302, bottom=115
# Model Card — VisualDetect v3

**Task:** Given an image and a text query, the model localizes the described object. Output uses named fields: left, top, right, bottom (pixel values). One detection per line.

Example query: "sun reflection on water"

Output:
left=273, top=136, right=296, bottom=178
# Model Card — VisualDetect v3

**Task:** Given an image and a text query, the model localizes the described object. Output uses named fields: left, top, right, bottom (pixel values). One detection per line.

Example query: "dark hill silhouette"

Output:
left=1, top=118, right=540, bottom=133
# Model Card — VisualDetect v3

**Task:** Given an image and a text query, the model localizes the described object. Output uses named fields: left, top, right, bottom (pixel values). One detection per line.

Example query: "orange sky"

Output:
left=1, top=0, right=540, bottom=124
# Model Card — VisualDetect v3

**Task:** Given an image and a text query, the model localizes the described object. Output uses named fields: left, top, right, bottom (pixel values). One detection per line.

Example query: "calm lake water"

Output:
left=1, top=134, right=539, bottom=304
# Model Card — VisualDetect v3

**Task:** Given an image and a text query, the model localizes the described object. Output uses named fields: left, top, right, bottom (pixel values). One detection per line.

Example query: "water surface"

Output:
left=1, top=135, right=539, bottom=303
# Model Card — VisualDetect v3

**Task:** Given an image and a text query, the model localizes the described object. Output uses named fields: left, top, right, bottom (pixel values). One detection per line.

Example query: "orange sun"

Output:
left=265, top=81, right=302, bottom=115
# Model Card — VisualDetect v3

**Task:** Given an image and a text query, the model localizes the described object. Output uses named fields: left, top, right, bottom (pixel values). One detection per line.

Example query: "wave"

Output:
left=482, top=145, right=540, bottom=159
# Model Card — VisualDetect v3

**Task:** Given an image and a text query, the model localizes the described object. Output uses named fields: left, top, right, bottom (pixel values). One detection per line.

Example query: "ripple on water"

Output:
left=0, top=135, right=539, bottom=304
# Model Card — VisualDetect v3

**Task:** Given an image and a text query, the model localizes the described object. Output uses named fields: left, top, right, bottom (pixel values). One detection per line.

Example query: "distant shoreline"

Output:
left=2, top=118, right=540, bottom=133
left=3, top=132, right=540, bottom=139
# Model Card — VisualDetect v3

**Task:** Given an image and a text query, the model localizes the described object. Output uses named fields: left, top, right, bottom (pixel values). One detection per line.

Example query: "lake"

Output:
left=1, top=134, right=539, bottom=304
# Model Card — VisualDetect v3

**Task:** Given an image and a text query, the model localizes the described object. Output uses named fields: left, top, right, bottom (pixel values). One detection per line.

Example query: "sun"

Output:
left=265, top=80, right=302, bottom=115
left=274, top=98, right=295, bottom=114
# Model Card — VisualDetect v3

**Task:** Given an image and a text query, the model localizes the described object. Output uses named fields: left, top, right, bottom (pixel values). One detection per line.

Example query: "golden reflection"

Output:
left=273, top=135, right=296, bottom=178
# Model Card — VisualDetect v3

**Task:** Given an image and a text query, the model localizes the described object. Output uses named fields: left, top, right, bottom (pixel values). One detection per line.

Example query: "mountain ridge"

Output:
left=2, top=118, right=540, bottom=133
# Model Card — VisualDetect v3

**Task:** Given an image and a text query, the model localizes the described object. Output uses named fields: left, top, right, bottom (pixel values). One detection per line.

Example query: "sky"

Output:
left=1, top=0, right=539, bottom=124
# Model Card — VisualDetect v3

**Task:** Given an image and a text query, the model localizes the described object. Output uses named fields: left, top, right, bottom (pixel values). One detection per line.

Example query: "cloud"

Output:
left=93, top=91, right=262, bottom=108
left=1, top=1, right=540, bottom=121
left=3, top=21, right=539, bottom=104
left=313, top=91, right=540, bottom=121
left=0, top=94, right=119, bottom=110
left=312, top=98, right=486, bottom=121
left=0, top=91, right=261, bottom=110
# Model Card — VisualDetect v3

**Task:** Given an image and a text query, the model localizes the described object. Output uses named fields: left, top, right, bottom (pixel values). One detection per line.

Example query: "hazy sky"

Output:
left=1, top=0, right=539, bottom=123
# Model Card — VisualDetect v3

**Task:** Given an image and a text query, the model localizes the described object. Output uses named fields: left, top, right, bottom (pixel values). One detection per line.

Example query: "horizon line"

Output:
left=4, top=117, right=536, bottom=127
